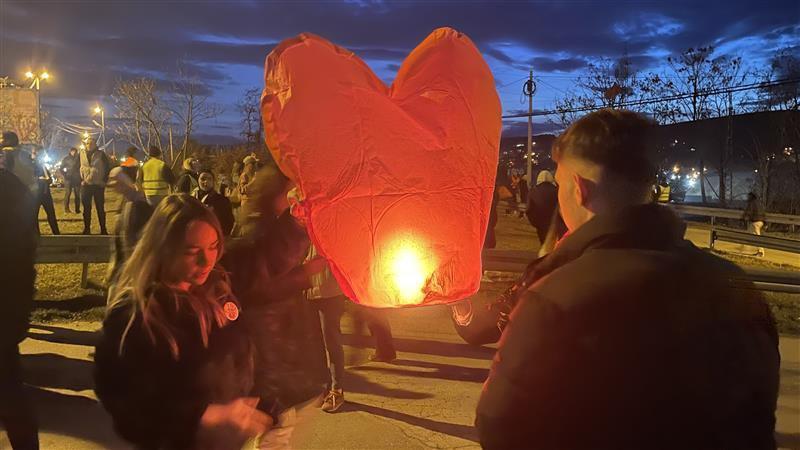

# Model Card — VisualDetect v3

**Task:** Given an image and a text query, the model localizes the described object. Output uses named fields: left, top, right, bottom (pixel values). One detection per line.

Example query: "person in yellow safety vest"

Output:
left=136, top=146, right=175, bottom=207
left=657, top=183, right=671, bottom=203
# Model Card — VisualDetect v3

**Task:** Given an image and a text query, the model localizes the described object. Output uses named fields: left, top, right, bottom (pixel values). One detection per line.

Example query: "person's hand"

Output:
left=198, top=397, right=272, bottom=444
left=286, top=187, right=308, bottom=225
left=303, top=256, right=329, bottom=276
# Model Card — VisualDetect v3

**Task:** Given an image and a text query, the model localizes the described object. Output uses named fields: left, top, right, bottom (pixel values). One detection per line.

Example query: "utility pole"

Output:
left=523, top=70, right=536, bottom=182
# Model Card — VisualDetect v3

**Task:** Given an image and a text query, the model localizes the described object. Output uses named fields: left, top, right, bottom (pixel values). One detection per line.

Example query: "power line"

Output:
left=502, top=78, right=800, bottom=119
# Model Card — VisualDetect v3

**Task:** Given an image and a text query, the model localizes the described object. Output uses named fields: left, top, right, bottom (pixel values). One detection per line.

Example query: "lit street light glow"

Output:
left=24, top=69, right=51, bottom=89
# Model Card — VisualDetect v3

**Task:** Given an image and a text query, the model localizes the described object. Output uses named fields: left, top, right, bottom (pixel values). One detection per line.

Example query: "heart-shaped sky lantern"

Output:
left=262, top=27, right=501, bottom=308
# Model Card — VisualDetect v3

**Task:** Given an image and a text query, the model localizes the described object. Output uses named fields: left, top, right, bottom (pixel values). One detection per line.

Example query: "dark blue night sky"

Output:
left=2, top=0, right=798, bottom=143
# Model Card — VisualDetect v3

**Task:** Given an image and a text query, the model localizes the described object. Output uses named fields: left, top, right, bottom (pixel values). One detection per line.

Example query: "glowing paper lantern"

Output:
left=262, top=27, right=501, bottom=307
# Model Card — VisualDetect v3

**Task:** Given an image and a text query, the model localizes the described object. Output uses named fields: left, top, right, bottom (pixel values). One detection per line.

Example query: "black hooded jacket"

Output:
left=477, top=204, right=779, bottom=450
left=0, top=169, right=37, bottom=346
left=94, top=286, right=260, bottom=450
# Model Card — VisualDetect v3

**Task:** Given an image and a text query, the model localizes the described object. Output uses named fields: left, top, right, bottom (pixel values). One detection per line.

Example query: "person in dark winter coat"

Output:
left=220, top=166, right=330, bottom=449
left=106, top=167, right=154, bottom=289
left=61, top=147, right=82, bottom=213
left=194, top=170, right=235, bottom=237
left=526, top=170, right=566, bottom=246
left=0, top=147, right=40, bottom=449
left=79, top=138, right=111, bottom=235
left=477, top=109, right=779, bottom=450
left=94, top=195, right=273, bottom=450
left=31, top=146, right=60, bottom=235
left=743, top=192, right=766, bottom=257
left=175, top=157, right=200, bottom=194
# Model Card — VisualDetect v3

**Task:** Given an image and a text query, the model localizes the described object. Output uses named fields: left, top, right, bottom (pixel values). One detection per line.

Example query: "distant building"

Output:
left=0, top=84, right=41, bottom=144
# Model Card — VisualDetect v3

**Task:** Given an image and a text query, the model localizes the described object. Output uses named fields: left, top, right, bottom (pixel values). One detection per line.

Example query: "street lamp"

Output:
left=25, top=69, right=51, bottom=90
left=92, top=104, right=105, bottom=147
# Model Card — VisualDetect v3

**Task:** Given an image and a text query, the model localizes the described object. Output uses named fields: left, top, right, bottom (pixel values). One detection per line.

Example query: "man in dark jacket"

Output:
left=31, top=146, right=60, bottom=235
left=526, top=169, right=566, bottom=247
left=220, top=166, right=329, bottom=448
left=80, top=138, right=111, bottom=235
left=0, top=146, right=40, bottom=449
left=744, top=192, right=766, bottom=257
left=194, top=170, right=235, bottom=236
left=61, top=147, right=82, bottom=213
left=476, top=109, right=780, bottom=450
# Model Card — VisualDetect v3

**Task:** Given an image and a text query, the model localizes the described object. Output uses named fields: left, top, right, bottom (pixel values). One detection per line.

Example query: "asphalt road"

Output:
left=2, top=298, right=799, bottom=449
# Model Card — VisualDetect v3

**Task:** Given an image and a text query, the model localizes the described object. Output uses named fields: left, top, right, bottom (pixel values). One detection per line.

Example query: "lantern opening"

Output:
left=392, top=247, right=426, bottom=302
left=380, top=235, right=436, bottom=306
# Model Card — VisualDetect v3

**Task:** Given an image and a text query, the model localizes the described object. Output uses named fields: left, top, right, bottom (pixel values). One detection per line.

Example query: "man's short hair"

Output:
left=148, top=146, right=162, bottom=157
left=125, top=146, right=137, bottom=158
left=1, top=131, right=19, bottom=148
left=553, top=109, right=657, bottom=186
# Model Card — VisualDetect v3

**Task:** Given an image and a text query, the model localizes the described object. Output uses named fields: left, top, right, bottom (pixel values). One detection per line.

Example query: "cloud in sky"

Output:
left=1, top=0, right=798, bottom=141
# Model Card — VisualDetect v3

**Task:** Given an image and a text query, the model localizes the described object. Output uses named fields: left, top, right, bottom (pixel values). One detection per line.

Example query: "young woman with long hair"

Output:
left=94, top=194, right=274, bottom=449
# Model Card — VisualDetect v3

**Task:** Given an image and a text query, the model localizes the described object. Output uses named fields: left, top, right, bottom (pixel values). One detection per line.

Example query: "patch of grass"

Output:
left=39, top=188, right=122, bottom=235
left=765, top=292, right=800, bottom=336
left=35, top=263, right=108, bottom=300
left=710, top=249, right=798, bottom=272
left=30, top=295, right=108, bottom=323
left=31, top=306, right=107, bottom=323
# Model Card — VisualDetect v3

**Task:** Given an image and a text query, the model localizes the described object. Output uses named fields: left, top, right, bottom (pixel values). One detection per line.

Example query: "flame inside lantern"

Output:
left=377, top=234, right=436, bottom=306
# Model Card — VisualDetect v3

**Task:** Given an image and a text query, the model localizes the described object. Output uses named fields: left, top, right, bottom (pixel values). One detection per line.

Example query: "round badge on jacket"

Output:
left=223, top=301, right=240, bottom=321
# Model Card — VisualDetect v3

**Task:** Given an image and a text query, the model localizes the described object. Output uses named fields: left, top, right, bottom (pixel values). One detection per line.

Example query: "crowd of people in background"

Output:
left=0, top=131, right=285, bottom=240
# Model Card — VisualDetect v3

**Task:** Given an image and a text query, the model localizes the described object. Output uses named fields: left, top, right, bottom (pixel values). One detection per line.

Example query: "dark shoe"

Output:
left=65, top=208, right=72, bottom=214
left=81, top=228, right=91, bottom=235
left=100, top=229, right=109, bottom=235
left=369, top=352, right=396, bottom=363
left=321, top=389, right=344, bottom=413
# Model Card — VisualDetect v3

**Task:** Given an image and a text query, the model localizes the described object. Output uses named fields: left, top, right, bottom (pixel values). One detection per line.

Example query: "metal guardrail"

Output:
left=34, top=236, right=800, bottom=293
left=669, top=203, right=800, bottom=227
left=710, top=228, right=800, bottom=254
left=482, top=249, right=800, bottom=294
left=36, top=235, right=115, bottom=288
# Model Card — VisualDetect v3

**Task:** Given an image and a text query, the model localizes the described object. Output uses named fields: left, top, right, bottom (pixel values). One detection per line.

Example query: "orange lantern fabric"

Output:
left=262, top=27, right=501, bottom=307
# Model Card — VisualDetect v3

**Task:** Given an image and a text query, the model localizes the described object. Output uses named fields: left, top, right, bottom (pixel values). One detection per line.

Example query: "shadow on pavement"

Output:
left=353, top=359, right=489, bottom=383
left=22, top=353, right=95, bottom=392
left=346, top=370, right=433, bottom=400
left=29, top=386, right=123, bottom=448
left=28, top=324, right=100, bottom=347
left=345, top=401, right=478, bottom=443
left=342, top=333, right=495, bottom=361
left=33, top=295, right=106, bottom=312
left=776, top=432, right=800, bottom=449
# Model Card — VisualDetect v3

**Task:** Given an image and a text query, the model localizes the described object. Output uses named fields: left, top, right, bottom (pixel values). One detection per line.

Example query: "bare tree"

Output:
left=751, top=48, right=800, bottom=212
left=638, top=47, right=748, bottom=123
left=756, top=48, right=800, bottom=112
left=238, top=87, right=263, bottom=151
left=744, top=133, right=778, bottom=210
left=113, top=77, right=170, bottom=156
left=551, top=53, right=640, bottom=128
left=551, top=94, right=596, bottom=129
left=639, top=46, right=751, bottom=205
left=170, top=62, right=223, bottom=169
